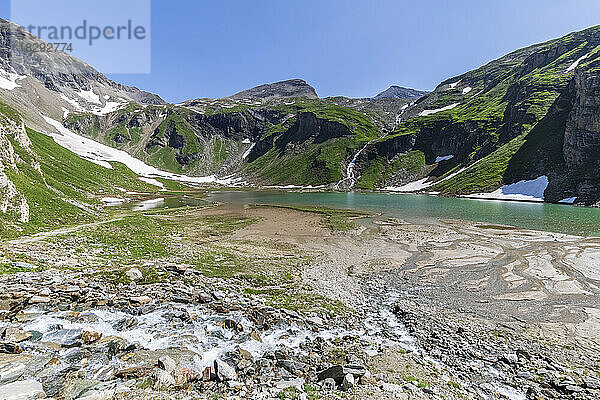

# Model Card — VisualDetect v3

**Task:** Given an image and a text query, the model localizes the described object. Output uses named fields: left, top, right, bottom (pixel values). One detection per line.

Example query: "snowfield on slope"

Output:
left=419, top=103, right=459, bottom=116
left=41, top=115, right=241, bottom=186
left=467, top=176, right=549, bottom=202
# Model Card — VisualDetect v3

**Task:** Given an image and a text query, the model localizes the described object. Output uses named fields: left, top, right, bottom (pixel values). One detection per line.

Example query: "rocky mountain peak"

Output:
left=374, top=85, right=428, bottom=100
left=228, top=79, right=318, bottom=100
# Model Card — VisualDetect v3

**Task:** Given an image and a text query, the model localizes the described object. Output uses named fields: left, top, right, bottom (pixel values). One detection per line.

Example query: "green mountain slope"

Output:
left=0, top=102, right=165, bottom=238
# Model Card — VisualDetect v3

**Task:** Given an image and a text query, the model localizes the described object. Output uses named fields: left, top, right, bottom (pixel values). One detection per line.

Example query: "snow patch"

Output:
left=241, top=138, right=251, bottom=144
left=468, top=176, right=549, bottom=202
left=139, top=177, right=165, bottom=189
left=385, top=178, right=431, bottom=192
left=93, top=101, right=122, bottom=115
left=558, top=197, right=577, bottom=204
left=419, top=103, right=459, bottom=116
left=101, top=197, right=125, bottom=205
left=566, top=53, right=590, bottom=73
left=0, top=71, right=26, bottom=90
left=435, top=155, right=454, bottom=163
left=61, top=107, right=70, bottom=119
left=242, top=143, right=255, bottom=159
left=448, top=80, right=461, bottom=89
left=462, top=86, right=472, bottom=94
left=76, top=89, right=101, bottom=105
left=60, top=94, right=85, bottom=112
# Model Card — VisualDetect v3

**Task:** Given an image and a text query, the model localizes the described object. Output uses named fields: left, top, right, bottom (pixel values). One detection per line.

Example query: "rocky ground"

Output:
left=0, top=202, right=599, bottom=399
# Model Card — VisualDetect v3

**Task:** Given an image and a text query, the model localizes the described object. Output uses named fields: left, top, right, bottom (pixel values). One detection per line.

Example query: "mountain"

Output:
left=353, top=25, right=600, bottom=205
left=2, top=16, right=600, bottom=230
left=228, top=79, right=318, bottom=100
left=374, top=85, right=428, bottom=99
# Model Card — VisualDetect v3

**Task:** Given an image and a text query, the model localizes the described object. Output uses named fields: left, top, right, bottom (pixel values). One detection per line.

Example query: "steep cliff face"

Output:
left=0, top=119, right=29, bottom=225
left=564, top=72, right=600, bottom=168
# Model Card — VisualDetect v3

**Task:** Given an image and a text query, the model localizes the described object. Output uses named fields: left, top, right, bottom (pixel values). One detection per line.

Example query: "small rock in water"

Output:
left=0, top=379, right=46, bottom=399
left=342, top=373, right=355, bottom=391
left=250, top=330, right=262, bottom=342
left=0, top=343, right=23, bottom=354
left=214, top=359, right=237, bottom=382
left=0, top=362, right=26, bottom=385
left=125, top=268, right=143, bottom=281
left=81, top=327, right=102, bottom=344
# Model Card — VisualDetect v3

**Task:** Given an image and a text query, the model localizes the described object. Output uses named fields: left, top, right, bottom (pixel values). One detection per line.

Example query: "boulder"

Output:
left=0, top=362, right=25, bottom=384
left=125, top=268, right=143, bottom=281
left=214, top=359, right=237, bottom=382
left=3, top=327, right=32, bottom=343
left=81, top=328, right=102, bottom=344
left=0, top=379, right=46, bottom=399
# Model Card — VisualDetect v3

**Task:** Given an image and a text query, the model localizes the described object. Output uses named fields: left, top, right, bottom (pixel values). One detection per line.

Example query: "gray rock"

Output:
left=91, top=366, right=116, bottom=382
left=0, top=362, right=26, bottom=384
left=342, top=373, right=355, bottom=391
left=275, top=377, right=305, bottom=390
left=214, top=359, right=237, bottom=382
left=125, top=268, right=143, bottom=281
left=155, top=370, right=175, bottom=388
left=0, top=379, right=46, bottom=399
left=157, top=355, right=177, bottom=373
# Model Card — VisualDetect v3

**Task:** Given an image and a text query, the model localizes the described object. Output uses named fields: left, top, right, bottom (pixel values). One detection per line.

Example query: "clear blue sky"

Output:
left=2, top=1, right=600, bottom=102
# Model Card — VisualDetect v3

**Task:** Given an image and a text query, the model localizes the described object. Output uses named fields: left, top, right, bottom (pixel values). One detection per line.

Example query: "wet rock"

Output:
left=501, top=353, right=518, bottom=364
left=91, top=365, right=116, bottom=381
left=584, top=376, right=600, bottom=389
left=157, top=355, right=177, bottom=373
left=0, top=362, right=25, bottom=384
left=0, top=343, right=22, bottom=354
left=125, top=268, right=143, bottom=281
left=3, top=327, right=32, bottom=343
left=250, top=330, right=262, bottom=342
left=214, top=359, right=237, bottom=382
left=0, top=379, right=46, bottom=399
left=342, top=373, right=355, bottom=391
left=81, top=328, right=102, bottom=344
left=44, top=329, right=82, bottom=348
left=111, top=317, right=137, bottom=331
left=61, top=378, right=99, bottom=400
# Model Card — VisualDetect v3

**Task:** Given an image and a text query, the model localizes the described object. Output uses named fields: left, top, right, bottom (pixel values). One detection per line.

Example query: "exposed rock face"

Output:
left=0, top=119, right=30, bottom=224
left=374, top=86, right=428, bottom=100
left=228, top=79, right=318, bottom=100
left=564, top=71, right=600, bottom=168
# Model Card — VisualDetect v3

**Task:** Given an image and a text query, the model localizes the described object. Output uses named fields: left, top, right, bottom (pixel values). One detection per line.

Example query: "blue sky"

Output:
left=2, top=1, right=600, bottom=102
